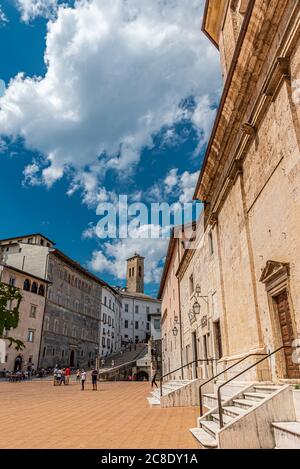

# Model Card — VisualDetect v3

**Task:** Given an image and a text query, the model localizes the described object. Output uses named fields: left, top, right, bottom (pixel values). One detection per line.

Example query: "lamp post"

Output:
left=95, top=346, right=99, bottom=371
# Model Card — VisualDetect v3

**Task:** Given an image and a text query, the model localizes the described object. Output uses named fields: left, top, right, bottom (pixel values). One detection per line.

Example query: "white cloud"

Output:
left=0, top=0, right=220, bottom=196
left=148, top=168, right=200, bottom=203
left=89, top=224, right=168, bottom=284
left=15, top=0, right=59, bottom=22
left=0, top=6, right=8, bottom=24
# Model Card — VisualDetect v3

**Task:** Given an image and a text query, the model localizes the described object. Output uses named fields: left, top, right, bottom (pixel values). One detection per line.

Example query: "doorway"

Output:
left=213, top=320, right=223, bottom=359
left=14, top=355, right=22, bottom=372
left=70, top=350, right=75, bottom=368
left=274, top=291, right=300, bottom=379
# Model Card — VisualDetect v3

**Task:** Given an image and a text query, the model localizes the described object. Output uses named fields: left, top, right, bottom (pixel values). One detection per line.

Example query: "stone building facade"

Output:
left=0, top=234, right=121, bottom=368
left=100, top=284, right=122, bottom=357
left=160, top=0, right=300, bottom=383
left=0, top=264, right=49, bottom=372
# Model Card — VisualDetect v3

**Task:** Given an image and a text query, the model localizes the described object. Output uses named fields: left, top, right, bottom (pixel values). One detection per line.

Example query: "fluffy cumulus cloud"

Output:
left=149, top=168, right=200, bottom=204
left=0, top=0, right=220, bottom=193
left=89, top=225, right=169, bottom=285
left=0, top=6, right=8, bottom=24
left=15, top=0, right=59, bottom=22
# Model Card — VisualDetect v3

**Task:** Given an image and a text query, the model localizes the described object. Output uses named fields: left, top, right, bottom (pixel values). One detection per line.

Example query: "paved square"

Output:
left=0, top=380, right=199, bottom=449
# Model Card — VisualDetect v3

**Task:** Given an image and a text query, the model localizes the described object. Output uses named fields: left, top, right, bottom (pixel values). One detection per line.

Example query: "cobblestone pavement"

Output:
left=0, top=380, right=199, bottom=449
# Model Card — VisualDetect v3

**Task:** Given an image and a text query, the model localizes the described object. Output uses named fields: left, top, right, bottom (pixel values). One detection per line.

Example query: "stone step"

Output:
left=243, top=391, right=268, bottom=402
left=232, top=398, right=256, bottom=410
left=190, top=427, right=217, bottom=449
left=223, top=405, right=247, bottom=418
left=211, top=412, right=233, bottom=426
left=147, top=397, right=160, bottom=407
left=253, top=385, right=281, bottom=394
left=272, top=422, right=300, bottom=449
left=200, top=420, right=220, bottom=438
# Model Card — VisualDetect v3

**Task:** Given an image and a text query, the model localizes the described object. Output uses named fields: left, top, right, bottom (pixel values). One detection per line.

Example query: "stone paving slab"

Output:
left=0, top=380, right=199, bottom=449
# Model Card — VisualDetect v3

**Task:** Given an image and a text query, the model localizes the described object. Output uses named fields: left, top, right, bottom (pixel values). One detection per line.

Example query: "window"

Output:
left=154, top=319, right=161, bottom=331
left=38, top=285, right=45, bottom=296
left=72, top=326, right=77, bottom=338
left=28, top=238, right=33, bottom=244
left=9, top=277, right=16, bottom=287
left=132, top=267, right=135, bottom=276
left=135, top=321, right=139, bottom=330
left=30, top=305, right=37, bottom=318
left=63, top=323, right=68, bottom=335
left=146, top=322, right=150, bottom=331
left=125, top=304, right=129, bottom=312
left=108, top=316, right=111, bottom=326
left=23, top=279, right=30, bottom=291
left=104, top=296, right=107, bottom=306
left=54, top=319, right=59, bottom=334
left=139, top=266, right=142, bottom=277
left=27, top=329, right=35, bottom=342
left=135, top=305, right=139, bottom=314
left=102, top=337, right=106, bottom=347
left=112, top=318, right=114, bottom=328
left=107, top=339, right=110, bottom=349
left=44, top=316, right=50, bottom=331
left=43, top=347, right=46, bottom=357
left=31, top=282, right=38, bottom=294
left=208, top=230, right=214, bottom=255
left=125, top=320, right=128, bottom=329
left=146, top=306, right=150, bottom=314
left=189, top=274, right=194, bottom=296
left=109, top=299, right=111, bottom=309
left=40, top=239, right=44, bottom=246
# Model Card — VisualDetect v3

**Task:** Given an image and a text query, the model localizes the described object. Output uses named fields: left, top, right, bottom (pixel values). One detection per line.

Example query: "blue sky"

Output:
left=0, top=0, right=221, bottom=296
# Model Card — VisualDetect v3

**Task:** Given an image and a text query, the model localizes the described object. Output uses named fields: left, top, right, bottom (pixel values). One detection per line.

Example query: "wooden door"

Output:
left=275, top=292, right=300, bottom=379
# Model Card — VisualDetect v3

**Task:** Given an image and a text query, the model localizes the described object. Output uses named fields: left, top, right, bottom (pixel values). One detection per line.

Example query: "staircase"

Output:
left=190, top=382, right=297, bottom=449
left=273, top=422, right=300, bottom=449
left=147, top=380, right=194, bottom=407
left=99, top=344, right=148, bottom=380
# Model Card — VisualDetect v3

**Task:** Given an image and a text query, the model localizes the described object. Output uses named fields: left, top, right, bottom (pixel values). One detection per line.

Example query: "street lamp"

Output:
left=172, top=325, right=178, bottom=337
left=192, top=300, right=201, bottom=315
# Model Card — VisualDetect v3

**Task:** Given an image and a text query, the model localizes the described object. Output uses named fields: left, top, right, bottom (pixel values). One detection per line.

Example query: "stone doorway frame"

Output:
left=260, top=260, right=298, bottom=379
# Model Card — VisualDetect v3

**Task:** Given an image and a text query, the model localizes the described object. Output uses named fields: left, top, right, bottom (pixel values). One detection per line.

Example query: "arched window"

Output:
left=31, top=282, right=38, bottom=294
left=23, top=279, right=31, bottom=291
left=54, top=319, right=59, bottom=334
left=38, top=285, right=45, bottom=296
left=44, top=316, right=50, bottom=331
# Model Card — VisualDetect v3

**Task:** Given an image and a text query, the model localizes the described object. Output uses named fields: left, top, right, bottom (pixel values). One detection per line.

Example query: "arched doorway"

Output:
left=70, top=350, right=75, bottom=367
left=14, top=355, right=22, bottom=372
left=135, top=371, right=149, bottom=381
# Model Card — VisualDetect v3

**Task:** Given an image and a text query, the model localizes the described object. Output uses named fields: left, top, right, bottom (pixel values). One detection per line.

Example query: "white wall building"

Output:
left=119, top=254, right=161, bottom=345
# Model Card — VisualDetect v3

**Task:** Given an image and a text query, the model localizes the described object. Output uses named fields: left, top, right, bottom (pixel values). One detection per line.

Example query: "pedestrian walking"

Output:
left=101, top=358, right=105, bottom=368
left=53, top=366, right=59, bottom=386
left=76, top=369, right=80, bottom=383
left=80, top=369, right=86, bottom=391
left=60, top=369, right=66, bottom=386
left=151, top=371, right=158, bottom=388
left=65, top=367, right=71, bottom=384
left=91, top=368, right=98, bottom=391
left=111, top=360, right=115, bottom=368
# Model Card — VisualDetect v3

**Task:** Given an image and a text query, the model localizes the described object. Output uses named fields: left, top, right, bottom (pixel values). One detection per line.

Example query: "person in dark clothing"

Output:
left=151, top=371, right=158, bottom=388
left=91, top=369, right=98, bottom=391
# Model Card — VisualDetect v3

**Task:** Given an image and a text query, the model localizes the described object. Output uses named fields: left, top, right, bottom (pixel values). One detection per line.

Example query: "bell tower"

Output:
left=126, top=253, right=145, bottom=294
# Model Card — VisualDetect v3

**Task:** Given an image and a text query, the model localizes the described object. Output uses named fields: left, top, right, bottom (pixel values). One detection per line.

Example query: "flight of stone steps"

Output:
left=100, top=344, right=148, bottom=372
left=190, top=383, right=300, bottom=449
left=147, top=379, right=194, bottom=407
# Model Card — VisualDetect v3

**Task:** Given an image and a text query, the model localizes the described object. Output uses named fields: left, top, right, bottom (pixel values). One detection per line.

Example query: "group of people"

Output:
left=53, top=366, right=71, bottom=385
left=53, top=366, right=98, bottom=391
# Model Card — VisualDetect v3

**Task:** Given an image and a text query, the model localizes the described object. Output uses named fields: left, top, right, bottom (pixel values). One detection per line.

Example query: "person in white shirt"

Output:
left=80, top=369, right=86, bottom=391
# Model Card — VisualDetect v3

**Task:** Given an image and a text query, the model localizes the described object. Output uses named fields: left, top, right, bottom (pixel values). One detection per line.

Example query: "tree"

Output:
left=0, top=281, right=24, bottom=350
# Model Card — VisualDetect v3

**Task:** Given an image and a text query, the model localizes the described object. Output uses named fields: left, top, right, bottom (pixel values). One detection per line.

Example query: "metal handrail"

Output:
left=199, top=353, right=268, bottom=417
left=217, top=345, right=300, bottom=428
left=160, top=358, right=217, bottom=398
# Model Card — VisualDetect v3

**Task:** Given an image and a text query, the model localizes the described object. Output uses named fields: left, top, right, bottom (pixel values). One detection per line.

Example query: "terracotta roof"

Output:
left=0, top=233, right=56, bottom=245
